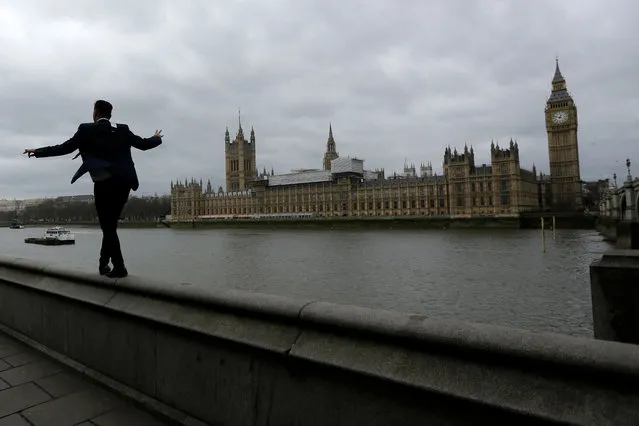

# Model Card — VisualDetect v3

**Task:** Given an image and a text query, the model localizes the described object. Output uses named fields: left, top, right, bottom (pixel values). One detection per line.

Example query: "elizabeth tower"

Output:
left=545, top=59, right=583, bottom=211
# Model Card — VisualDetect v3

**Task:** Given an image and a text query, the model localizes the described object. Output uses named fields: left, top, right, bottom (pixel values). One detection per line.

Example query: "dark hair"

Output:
left=94, top=100, right=113, bottom=119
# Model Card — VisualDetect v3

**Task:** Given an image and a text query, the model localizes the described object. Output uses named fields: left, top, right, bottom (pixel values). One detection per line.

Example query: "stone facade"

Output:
left=171, top=139, right=545, bottom=221
left=171, top=62, right=583, bottom=222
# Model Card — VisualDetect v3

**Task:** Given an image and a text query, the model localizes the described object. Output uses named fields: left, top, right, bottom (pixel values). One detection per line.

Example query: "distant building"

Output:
left=0, top=194, right=95, bottom=213
left=54, top=194, right=94, bottom=204
left=0, top=199, right=18, bottom=212
left=0, top=197, right=47, bottom=212
left=171, top=61, right=583, bottom=221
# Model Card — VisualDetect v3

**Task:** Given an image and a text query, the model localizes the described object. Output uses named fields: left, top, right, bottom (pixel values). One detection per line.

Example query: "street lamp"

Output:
left=626, top=158, right=632, bottom=181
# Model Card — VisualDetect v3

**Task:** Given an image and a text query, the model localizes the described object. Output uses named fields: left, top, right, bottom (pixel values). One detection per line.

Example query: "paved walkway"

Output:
left=0, top=331, right=171, bottom=426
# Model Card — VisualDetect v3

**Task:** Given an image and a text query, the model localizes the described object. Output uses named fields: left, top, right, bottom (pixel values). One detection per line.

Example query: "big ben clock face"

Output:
left=552, top=111, right=568, bottom=124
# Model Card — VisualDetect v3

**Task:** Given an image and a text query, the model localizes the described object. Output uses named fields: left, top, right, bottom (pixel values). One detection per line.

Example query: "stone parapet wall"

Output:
left=0, top=257, right=638, bottom=425
left=591, top=250, right=639, bottom=343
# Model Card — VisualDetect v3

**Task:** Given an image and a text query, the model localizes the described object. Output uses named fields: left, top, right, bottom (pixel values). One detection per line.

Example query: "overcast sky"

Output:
left=0, top=0, right=637, bottom=199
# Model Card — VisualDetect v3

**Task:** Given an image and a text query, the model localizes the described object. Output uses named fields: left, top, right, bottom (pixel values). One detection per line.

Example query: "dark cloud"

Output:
left=0, top=0, right=637, bottom=199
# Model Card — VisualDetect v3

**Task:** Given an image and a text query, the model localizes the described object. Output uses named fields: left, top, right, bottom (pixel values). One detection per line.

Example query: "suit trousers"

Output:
left=94, top=179, right=130, bottom=268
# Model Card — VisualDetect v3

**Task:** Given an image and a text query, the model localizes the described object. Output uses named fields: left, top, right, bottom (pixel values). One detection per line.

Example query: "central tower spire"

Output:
left=323, top=123, right=339, bottom=170
left=553, top=57, right=565, bottom=84
left=237, top=108, right=244, bottom=139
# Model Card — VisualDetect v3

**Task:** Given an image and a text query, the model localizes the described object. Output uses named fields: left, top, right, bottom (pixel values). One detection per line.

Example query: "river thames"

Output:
left=1, top=226, right=611, bottom=338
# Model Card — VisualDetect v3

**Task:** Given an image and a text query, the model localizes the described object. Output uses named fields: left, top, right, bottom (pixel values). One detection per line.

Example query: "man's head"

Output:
left=93, top=100, right=113, bottom=122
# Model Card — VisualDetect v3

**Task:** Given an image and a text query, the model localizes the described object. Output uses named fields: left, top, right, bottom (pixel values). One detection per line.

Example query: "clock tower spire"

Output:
left=545, top=58, right=582, bottom=211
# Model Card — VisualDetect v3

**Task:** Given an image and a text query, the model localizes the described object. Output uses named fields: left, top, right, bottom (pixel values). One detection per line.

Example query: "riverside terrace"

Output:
left=0, top=252, right=638, bottom=425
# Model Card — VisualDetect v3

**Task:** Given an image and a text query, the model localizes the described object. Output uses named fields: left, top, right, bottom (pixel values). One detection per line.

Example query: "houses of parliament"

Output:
left=170, top=61, right=583, bottom=221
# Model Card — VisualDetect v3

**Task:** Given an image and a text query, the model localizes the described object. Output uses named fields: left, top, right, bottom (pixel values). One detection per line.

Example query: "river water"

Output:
left=1, top=226, right=611, bottom=338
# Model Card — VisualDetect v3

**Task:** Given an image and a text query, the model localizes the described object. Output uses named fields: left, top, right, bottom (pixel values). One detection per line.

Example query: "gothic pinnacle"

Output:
left=553, top=57, right=565, bottom=84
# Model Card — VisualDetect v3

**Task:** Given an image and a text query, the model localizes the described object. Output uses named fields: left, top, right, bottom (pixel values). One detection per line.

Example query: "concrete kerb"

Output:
left=0, top=256, right=114, bottom=288
left=0, top=256, right=311, bottom=322
left=81, top=269, right=308, bottom=321
left=3, top=256, right=639, bottom=383
left=299, top=301, right=639, bottom=381
left=590, top=250, right=639, bottom=345
left=592, top=250, right=639, bottom=267
left=0, top=258, right=47, bottom=290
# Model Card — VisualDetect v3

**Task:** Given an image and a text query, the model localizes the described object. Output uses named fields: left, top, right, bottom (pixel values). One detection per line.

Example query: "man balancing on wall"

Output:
left=23, top=100, right=163, bottom=278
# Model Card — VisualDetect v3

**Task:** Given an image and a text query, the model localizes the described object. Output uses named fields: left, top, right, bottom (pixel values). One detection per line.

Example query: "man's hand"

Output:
left=23, top=149, right=35, bottom=158
left=154, top=130, right=163, bottom=138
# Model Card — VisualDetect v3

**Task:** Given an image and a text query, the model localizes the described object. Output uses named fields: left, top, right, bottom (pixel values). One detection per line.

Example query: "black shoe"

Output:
left=99, top=265, right=112, bottom=276
left=106, top=266, right=128, bottom=279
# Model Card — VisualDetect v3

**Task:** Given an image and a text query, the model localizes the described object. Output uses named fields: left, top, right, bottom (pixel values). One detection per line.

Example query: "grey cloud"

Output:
left=0, top=0, right=638, bottom=199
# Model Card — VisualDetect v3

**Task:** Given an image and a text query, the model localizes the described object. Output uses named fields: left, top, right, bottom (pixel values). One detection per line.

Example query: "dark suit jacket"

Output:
left=34, top=120, right=162, bottom=191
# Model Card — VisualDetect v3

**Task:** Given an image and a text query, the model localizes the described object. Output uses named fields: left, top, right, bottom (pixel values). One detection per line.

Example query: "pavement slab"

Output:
left=4, top=351, right=42, bottom=368
left=0, top=331, right=177, bottom=426
left=0, top=414, right=32, bottom=426
left=0, top=383, right=51, bottom=418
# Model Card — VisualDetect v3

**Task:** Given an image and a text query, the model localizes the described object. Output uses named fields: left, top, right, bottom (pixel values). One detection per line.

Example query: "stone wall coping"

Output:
left=3, top=255, right=639, bottom=380
left=4, top=256, right=308, bottom=321
left=592, top=250, right=639, bottom=268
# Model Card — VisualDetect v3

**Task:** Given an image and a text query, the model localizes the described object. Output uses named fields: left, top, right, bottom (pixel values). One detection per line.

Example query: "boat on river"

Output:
left=8, top=220, right=24, bottom=229
left=25, top=227, right=76, bottom=246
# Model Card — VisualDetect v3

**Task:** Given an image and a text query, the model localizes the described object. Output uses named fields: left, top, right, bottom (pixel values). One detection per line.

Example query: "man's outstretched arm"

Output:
left=122, top=125, right=163, bottom=151
left=24, top=125, right=85, bottom=158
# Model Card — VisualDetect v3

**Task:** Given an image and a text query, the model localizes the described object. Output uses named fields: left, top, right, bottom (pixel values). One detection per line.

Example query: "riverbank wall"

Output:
left=595, top=217, right=639, bottom=248
left=1, top=213, right=597, bottom=231
left=1, top=221, right=164, bottom=229
left=171, top=213, right=596, bottom=230
left=171, top=216, right=519, bottom=230
left=1, top=256, right=638, bottom=425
